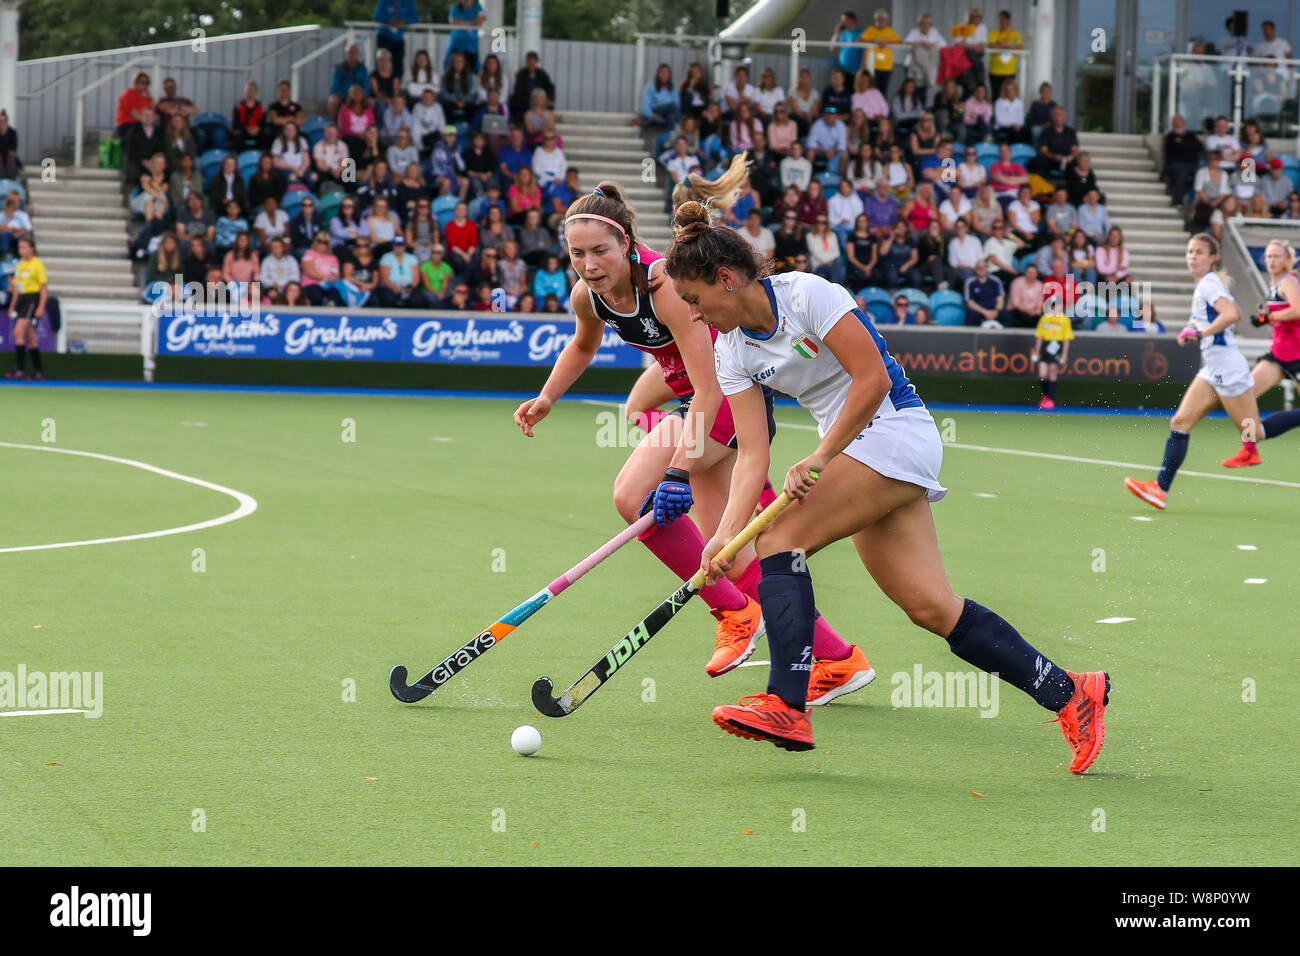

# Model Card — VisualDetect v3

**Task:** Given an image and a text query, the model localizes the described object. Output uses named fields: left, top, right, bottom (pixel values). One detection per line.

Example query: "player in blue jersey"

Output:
left=646, top=199, right=1109, bottom=772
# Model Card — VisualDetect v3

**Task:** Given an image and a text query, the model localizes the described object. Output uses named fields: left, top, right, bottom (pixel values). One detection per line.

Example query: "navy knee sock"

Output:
left=1157, top=429, right=1190, bottom=492
left=757, top=552, right=816, bottom=710
left=1262, top=408, right=1300, bottom=440
left=13, top=345, right=25, bottom=371
left=28, top=347, right=41, bottom=373
left=946, top=599, right=1076, bottom=712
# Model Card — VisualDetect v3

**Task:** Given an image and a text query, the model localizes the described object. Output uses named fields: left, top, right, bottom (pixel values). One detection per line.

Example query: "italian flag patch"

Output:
left=793, top=336, right=819, bottom=359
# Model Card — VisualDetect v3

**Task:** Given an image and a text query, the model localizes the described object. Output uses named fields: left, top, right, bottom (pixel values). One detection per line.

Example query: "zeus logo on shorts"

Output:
left=753, top=366, right=777, bottom=382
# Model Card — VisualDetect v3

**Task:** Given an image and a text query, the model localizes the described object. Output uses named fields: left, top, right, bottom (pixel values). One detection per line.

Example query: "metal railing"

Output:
left=1153, top=53, right=1300, bottom=139
left=70, top=30, right=325, bottom=167
left=341, top=19, right=518, bottom=71
left=633, top=32, right=1034, bottom=110
left=22, top=24, right=324, bottom=164
left=73, top=58, right=159, bottom=168
left=290, top=31, right=358, bottom=102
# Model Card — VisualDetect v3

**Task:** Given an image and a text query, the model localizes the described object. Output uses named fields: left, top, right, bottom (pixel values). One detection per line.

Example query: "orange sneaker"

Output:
left=1222, top=447, right=1261, bottom=467
left=1124, top=476, right=1167, bottom=510
left=712, top=693, right=814, bottom=751
left=805, top=645, right=876, bottom=706
left=705, top=596, right=764, bottom=677
left=1049, top=670, right=1110, bottom=774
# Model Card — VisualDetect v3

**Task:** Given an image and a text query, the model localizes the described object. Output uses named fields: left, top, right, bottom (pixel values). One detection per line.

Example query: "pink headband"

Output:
left=563, top=212, right=626, bottom=237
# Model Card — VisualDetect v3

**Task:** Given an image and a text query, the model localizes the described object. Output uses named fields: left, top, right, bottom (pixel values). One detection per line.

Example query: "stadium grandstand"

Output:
left=0, top=0, right=1291, bottom=399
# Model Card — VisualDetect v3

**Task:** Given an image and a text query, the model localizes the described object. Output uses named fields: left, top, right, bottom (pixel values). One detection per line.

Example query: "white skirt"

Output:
left=840, top=405, right=948, bottom=502
left=1196, top=345, right=1255, bottom=398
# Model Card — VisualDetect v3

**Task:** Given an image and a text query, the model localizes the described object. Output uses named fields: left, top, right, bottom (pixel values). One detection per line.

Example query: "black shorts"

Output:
left=671, top=384, right=778, bottom=449
left=12, top=293, right=41, bottom=324
left=1035, top=352, right=1062, bottom=368
left=1260, top=350, right=1300, bottom=377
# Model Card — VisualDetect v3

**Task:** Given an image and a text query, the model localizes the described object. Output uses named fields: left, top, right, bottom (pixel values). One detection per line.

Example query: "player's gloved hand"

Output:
left=1178, top=326, right=1200, bottom=346
left=639, top=468, right=693, bottom=527
left=1251, top=307, right=1273, bottom=328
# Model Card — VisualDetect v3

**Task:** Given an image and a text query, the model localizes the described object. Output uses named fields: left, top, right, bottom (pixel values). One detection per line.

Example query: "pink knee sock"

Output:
left=734, top=556, right=853, bottom=660
left=632, top=408, right=670, bottom=432
left=812, top=615, right=853, bottom=661
left=639, top=518, right=747, bottom=611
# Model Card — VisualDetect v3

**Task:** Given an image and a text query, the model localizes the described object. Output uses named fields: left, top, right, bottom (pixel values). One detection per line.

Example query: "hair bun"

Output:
left=672, top=200, right=715, bottom=243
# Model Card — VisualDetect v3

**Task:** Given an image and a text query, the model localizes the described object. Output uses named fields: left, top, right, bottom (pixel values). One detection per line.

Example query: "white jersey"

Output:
left=1188, top=271, right=1254, bottom=396
left=714, top=272, right=923, bottom=437
left=1189, top=271, right=1238, bottom=352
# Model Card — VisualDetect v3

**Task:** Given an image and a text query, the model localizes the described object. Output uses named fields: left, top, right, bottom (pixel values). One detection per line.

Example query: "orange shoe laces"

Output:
left=713, top=601, right=756, bottom=643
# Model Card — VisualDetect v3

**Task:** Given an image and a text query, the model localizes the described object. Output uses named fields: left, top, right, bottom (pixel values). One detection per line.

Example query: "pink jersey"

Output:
left=1265, top=272, right=1300, bottom=361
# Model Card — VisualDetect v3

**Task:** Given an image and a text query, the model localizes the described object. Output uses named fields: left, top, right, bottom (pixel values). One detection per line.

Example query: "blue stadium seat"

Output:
left=237, top=149, right=263, bottom=181
left=302, top=116, right=330, bottom=146
left=316, top=191, right=343, bottom=224
left=930, top=288, right=966, bottom=325
left=1009, top=143, right=1036, bottom=165
left=199, top=148, right=227, bottom=185
left=1014, top=251, right=1036, bottom=272
left=977, top=156, right=997, bottom=174
left=899, top=287, right=929, bottom=312
left=1281, top=155, right=1300, bottom=180
left=976, top=142, right=1000, bottom=162
left=817, top=171, right=841, bottom=192
left=467, top=196, right=487, bottom=221
left=193, top=112, right=229, bottom=152
left=280, top=189, right=307, bottom=219
left=857, top=286, right=894, bottom=324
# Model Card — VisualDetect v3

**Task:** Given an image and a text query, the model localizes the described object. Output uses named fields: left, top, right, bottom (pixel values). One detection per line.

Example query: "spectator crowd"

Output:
left=111, top=1, right=581, bottom=313
left=644, top=8, right=1155, bottom=330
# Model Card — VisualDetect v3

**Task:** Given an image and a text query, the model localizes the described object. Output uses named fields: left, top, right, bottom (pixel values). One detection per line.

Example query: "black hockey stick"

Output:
left=531, top=483, right=805, bottom=717
left=389, top=514, right=655, bottom=703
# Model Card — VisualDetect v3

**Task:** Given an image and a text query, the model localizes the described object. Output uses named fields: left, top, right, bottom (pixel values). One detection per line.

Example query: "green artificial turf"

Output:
left=2, top=386, right=1295, bottom=865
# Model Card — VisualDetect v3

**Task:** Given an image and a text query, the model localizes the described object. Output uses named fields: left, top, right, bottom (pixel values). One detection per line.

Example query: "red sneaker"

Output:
left=712, top=693, right=814, bottom=751
left=805, top=645, right=876, bottom=706
left=1124, top=476, right=1166, bottom=510
left=1049, top=670, right=1110, bottom=774
left=3, top=369, right=25, bottom=380
left=1222, top=447, right=1261, bottom=467
left=705, top=596, right=764, bottom=677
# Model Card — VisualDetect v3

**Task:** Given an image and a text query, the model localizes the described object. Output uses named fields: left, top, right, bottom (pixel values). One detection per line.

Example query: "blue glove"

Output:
left=639, top=468, right=693, bottom=527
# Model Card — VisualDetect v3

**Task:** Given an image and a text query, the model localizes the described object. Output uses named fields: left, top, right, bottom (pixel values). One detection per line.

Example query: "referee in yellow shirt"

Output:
left=987, top=10, right=1025, bottom=101
left=6, top=237, right=48, bottom=381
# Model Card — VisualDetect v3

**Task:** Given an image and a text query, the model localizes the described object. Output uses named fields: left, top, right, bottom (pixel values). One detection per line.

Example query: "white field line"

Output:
left=0, top=709, right=87, bottom=717
left=0, top=442, right=258, bottom=554
left=581, top=400, right=1300, bottom=490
